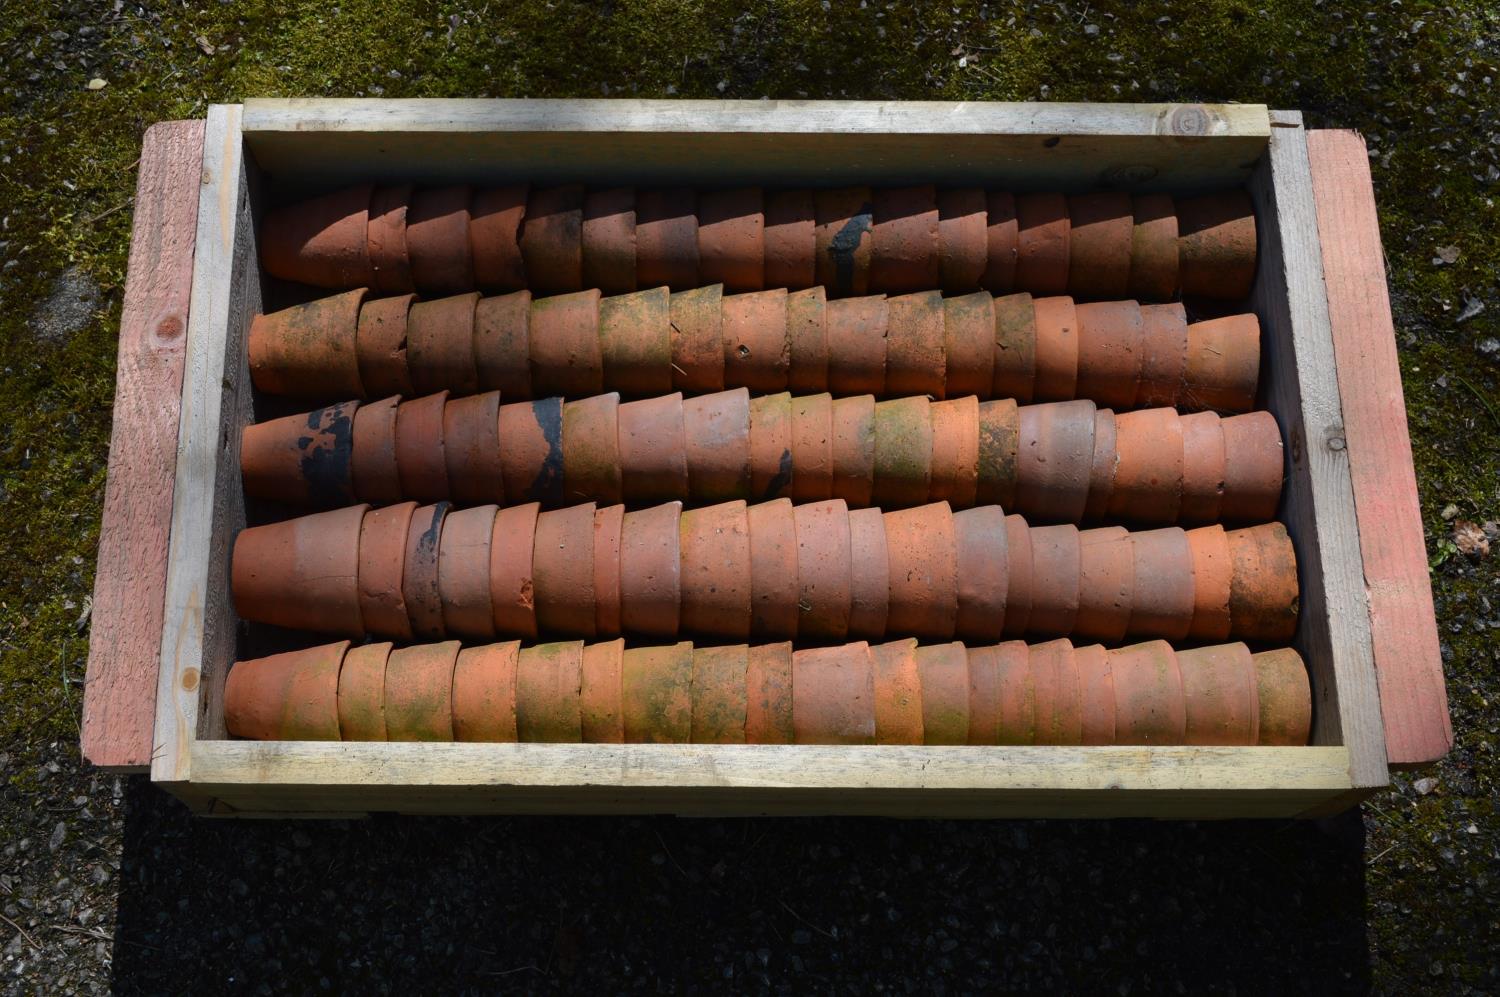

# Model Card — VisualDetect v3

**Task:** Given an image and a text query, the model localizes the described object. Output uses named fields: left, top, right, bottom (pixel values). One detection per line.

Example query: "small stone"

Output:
left=1413, top=776, right=1438, bottom=795
left=86, top=78, right=106, bottom=90
left=1478, top=337, right=1499, bottom=356
left=1441, top=503, right=1460, bottom=520
left=1456, top=297, right=1485, bottom=323
left=49, top=822, right=66, bottom=852
left=1433, top=245, right=1460, bottom=265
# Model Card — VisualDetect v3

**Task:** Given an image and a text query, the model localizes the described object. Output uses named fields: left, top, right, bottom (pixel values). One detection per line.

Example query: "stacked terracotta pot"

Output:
left=229, top=173, right=1313, bottom=750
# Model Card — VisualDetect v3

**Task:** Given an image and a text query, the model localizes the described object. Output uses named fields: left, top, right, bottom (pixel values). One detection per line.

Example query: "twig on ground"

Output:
left=1, top=912, right=40, bottom=950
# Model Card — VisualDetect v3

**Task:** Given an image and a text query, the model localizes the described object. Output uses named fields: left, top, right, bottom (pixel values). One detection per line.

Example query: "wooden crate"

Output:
left=82, top=99, right=1451, bottom=818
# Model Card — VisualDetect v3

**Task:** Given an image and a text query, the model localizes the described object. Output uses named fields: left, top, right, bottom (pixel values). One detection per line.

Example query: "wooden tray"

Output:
left=81, top=100, right=1451, bottom=817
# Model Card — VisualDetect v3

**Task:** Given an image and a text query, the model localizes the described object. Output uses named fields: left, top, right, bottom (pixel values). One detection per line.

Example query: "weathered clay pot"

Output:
left=337, top=640, right=390, bottom=741
left=722, top=289, right=790, bottom=393
left=619, top=501, right=682, bottom=637
left=1031, top=294, right=1079, bottom=401
left=1083, top=407, right=1117, bottom=522
left=976, top=399, right=1020, bottom=509
left=683, top=388, right=752, bottom=502
left=1109, top=407, right=1184, bottom=524
left=1177, top=642, right=1257, bottom=745
left=1176, top=190, right=1257, bottom=300
left=262, top=184, right=374, bottom=288
left=1027, top=525, right=1082, bottom=637
left=1175, top=411, right=1224, bottom=524
left=437, top=503, right=498, bottom=639
left=748, top=498, right=800, bottom=639
left=1014, top=192, right=1070, bottom=295
left=668, top=284, right=725, bottom=393
left=443, top=390, right=505, bottom=506
left=868, top=638, right=923, bottom=744
left=871, top=396, right=932, bottom=508
left=846, top=507, right=891, bottom=640
left=965, top=643, right=1002, bottom=745
left=871, top=185, right=939, bottom=294
left=533, top=502, right=597, bottom=637
left=1015, top=400, right=1095, bottom=524
left=402, top=502, right=450, bottom=639
left=915, top=641, right=969, bottom=745
left=1254, top=648, right=1311, bottom=745
left=792, top=643, right=876, bottom=744
left=789, top=391, right=834, bottom=502
left=367, top=184, right=414, bottom=294
left=249, top=289, right=368, bottom=398
left=354, top=292, right=416, bottom=398
left=621, top=641, right=693, bottom=742
left=884, top=503, right=958, bottom=640
left=357, top=501, right=415, bottom=641
left=498, top=397, right=564, bottom=505
left=1134, top=303, right=1189, bottom=408
left=516, top=641, right=585, bottom=742
left=953, top=506, right=1008, bottom=641
left=991, top=291, right=1037, bottom=402
left=452, top=640, right=520, bottom=742
left=598, top=286, right=672, bottom=397
left=383, top=640, right=460, bottom=741
left=1186, top=524, right=1234, bottom=642
left=927, top=396, right=979, bottom=508
left=490, top=502, right=541, bottom=639
left=679, top=500, right=753, bottom=640
left=1218, top=411, right=1284, bottom=522
left=530, top=289, right=603, bottom=398
left=406, top=185, right=475, bottom=295
left=520, top=184, right=584, bottom=295
left=698, top=187, right=765, bottom=293
left=225, top=641, right=348, bottom=740
left=814, top=186, right=873, bottom=297
left=748, top=392, right=793, bottom=501
left=824, top=295, right=888, bottom=395
left=1066, top=192, right=1133, bottom=300
left=691, top=644, right=750, bottom=744
left=1125, top=527, right=1195, bottom=641
left=991, top=639, right=1034, bottom=744
left=232, top=504, right=367, bottom=636
left=885, top=290, right=947, bottom=398
left=470, top=184, right=529, bottom=293
left=744, top=640, right=795, bottom=744
left=1001, top=514, right=1034, bottom=638
left=1073, top=527, right=1133, bottom=645
left=474, top=290, right=533, bottom=400
left=562, top=392, right=624, bottom=506
left=1028, top=638, right=1082, bottom=745
left=618, top=392, right=688, bottom=503
left=636, top=187, right=699, bottom=291
left=830, top=394, right=876, bottom=508
left=407, top=292, right=480, bottom=396
left=793, top=499, right=853, bottom=640
left=1109, top=639, right=1185, bottom=744
left=241, top=400, right=357, bottom=508
left=1128, top=193, right=1179, bottom=302
left=580, top=637, right=626, bottom=743
left=786, top=286, right=829, bottom=393
left=984, top=191, right=1019, bottom=293
left=943, top=291, right=995, bottom=399
left=1226, top=523, right=1299, bottom=641
left=938, top=188, right=988, bottom=294
left=351, top=395, right=403, bottom=504
left=764, top=189, right=816, bottom=291
left=1184, top=313, right=1260, bottom=412
left=394, top=390, right=451, bottom=502
left=593, top=504, right=625, bottom=636
left=582, top=187, right=637, bottom=296
left=1074, top=643, right=1116, bottom=746
left=1074, top=299, right=1145, bottom=409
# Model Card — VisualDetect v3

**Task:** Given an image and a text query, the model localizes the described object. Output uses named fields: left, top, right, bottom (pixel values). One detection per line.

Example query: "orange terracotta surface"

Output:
left=406, top=292, right=479, bottom=396
left=1254, top=648, right=1311, bottom=745
left=1015, top=400, right=1094, bottom=524
left=792, top=643, right=876, bottom=744
left=1083, top=407, right=1117, bottom=522
left=824, top=295, right=889, bottom=395
left=1218, top=411, right=1285, bottom=522
left=383, top=640, right=460, bottom=741
left=743, top=640, right=794, bottom=744
left=1178, top=410, right=1227, bottom=524
left=520, top=184, right=584, bottom=295
left=1134, top=303, right=1190, bottom=408
left=498, top=397, right=564, bottom=505
left=990, top=292, right=1037, bottom=403
left=1027, top=524, right=1082, bottom=637
left=927, top=396, right=980, bottom=508
left=406, top=184, right=474, bottom=295
left=698, top=187, right=765, bottom=293
left=618, top=392, right=689, bottom=504
left=830, top=394, right=877, bottom=508
left=868, top=638, right=923, bottom=745
left=337, top=641, right=390, bottom=741
left=1226, top=523, right=1300, bottom=642
left=884, top=503, right=958, bottom=640
left=794, top=499, right=853, bottom=640
left=942, top=291, right=995, bottom=399
left=915, top=641, right=969, bottom=745
left=846, top=507, right=891, bottom=640
left=592, top=504, right=625, bottom=637
left=1001, top=514, right=1034, bottom=638
left=356, top=501, right=416, bottom=641
left=1184, top=313, right=1261, bottom=413
left=748, top=498, right=800, bottom=639
left=870, top=184, right=939, bottom=294
left=684, top=388, right=753, bottom=502
left=621, top=641, right=693, bottom=743
left=953, top=506, right=1008, bottom=642
left=1015, top=192, right=1069, bottom=295
left=976, top=399, right=1020, bottom=509
left=241, top=400, right=357, bottom=508
left=635, top=187, right=699, bottom=291
left=1031, top=294, right=1080, bottom=401
left=490, top=501, right=541, bottom=639
left=983, top=191, right=1019, bottom=293
left=562, top=392, right=624, bottom=506
left=991, top=640, right=1034, bottom=745
left=789, top=391, right=834, bottom=502
left=529, top=288, right=604, bottom=398
left=965, top=643, right=1003, bottom=745
left=580, top=637, right=626, bottom=743
left=748, top=392, right=794, bottom=502
left=249, top=289, right=367, bottom=398
left=668, top=284, right=725, bottom=393
left=937, top=188, right=988, bottom=294
left=1110, top=407, right=1185, bottom=524
left=452, top=641, right=520, bottom=742
left=871, top=396, right=932, bottom=508
left=679, top=500, right=753, bottom=640
left=262, top=184, right=374, bottom=288
left=722, top=288, right=790, bottom=393
left=1029, top=638, right=1082, bottom=745
left=515, top=641, right=585, bottom=742
left=690, top=643, right=750, bottom=744
left=394, top=390, right=450, bottom=502
left=367, top=184, right=413, bottom=294
left=1176, top=190, right=1257, bottom=300
left=232, top=504, right=367, bottom=636
left=1066, top=191, right=1133, bottom=300
left=225, top=641, right=348, bottom=741
left=764, top=190, right=816, bottom=291
left=884, top=290, right=947, bottom=398
left=1073, top=528, right=1134, bottom=645
left=1075, top=643, right=1116, bottom=746
left=532, top=502, right=598, bottom=637
left=581, top=187, right=637, bottom=296
left=1109, top=640, right=1186, bottom=745
left=443, top=391, right=505, bottom=506
left=813, top=186, right=873, bottom=297
left=785, top=286, right=829, bottom=393
left=474, top=289, right=533, bottom=400
left=1074, top=299, right=1145, bottom=409
left=598, top=286, right=673, bottom=397
left=401, top=502, right=450, bottom=639
left=436, top=503, right=498, bottom=640
left=1128, top=193, right=1179, bottom=302
left=619, top=501, right=683, bottom=637
left=470, top=184, right=529, bottom=292
left=1186, top=524, right=1234, bottom=642
left=1125, top=527, right=1195, bottom=641
left=1178, top=642, right=1257, bottom=746
left=354, top=292, right=416, bottom=398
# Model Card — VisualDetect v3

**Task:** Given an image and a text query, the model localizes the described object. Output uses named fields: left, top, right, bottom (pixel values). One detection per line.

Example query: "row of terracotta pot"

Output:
left=231, top=499, right=1298, bottom=646
left=248, top=286, right=1260, bottom=414
left=262, top=183, right=1256, bottom=302
left=223, top=634, right=1310, bottom=747
left=243, top=390, right=1283, bottom=526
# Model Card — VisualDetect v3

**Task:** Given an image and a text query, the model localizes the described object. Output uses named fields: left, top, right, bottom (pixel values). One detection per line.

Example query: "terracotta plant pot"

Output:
left=867, top=638, right=923, bottom=744
left=976, top=399, right=1020, bottom=509
left=1014, top=193, right=1069, bottom=295
left=1176, top=190, right=1257, bottom=300
left=620, top=501, right=683, bottom=637
left=846, top=507, right=891, bottom=640
left=983, top=192, right=1019, bottom=293
left=722, top=289, right=790, bottom=393
left=953, top=506, right=1008, bottom=642
left=915, top=641, right=969, bottom=745
left=744, top=640, right=795, bottom=744
left=814, top=187, right=873, bottom=297
left=452, top=641, right=520, bottom=742
left=261, top=184, right=374, bottom=288
left=582, top=187, right=637, bottom=296
left=367, top=184, right=413, bottom=294
left=1028, top=638, right=1082, bottom=745
left=622, top=641, right=693, bottom=743
left=1177, top=411, right=1227, bottom=524
left=357, top=501, right=416, bottom=641
left=698, top=187, right=765, bottom=293
left=1108, top=640, right=1185, bottom=744
left=1177, top=642, right=1257, bottom=745
left=383, top=640, right=460, bottom=741
left=532, top=502, right=597, bottom=637
left=1066, top=192, right=1133, bottom=300
left=883, top=503, right=958, bottom=640
left=870, top=185, right=939, bottom=294
left=470, top=184, right=529, bottom=293
left=402, top=502, right=450, bottom=640
left=443, top=390, right=506, bottom=507
left=406, top=292, right=480, bottom=396
left=1186, top=524, right=1234, bottom=642
left=498, top=397, right=564, bottom=506
left=1226, top=523, right=1300, bottom=641
left=593, top=504, right=625, bottom=637
left=406, top=185, right=474, bottom=295
left=1001, top=514, right=1034, bottom=638
left=529, top=289, right=603, bottom=398
left=792, top=643, right=876, bottom=744
left=748, top=392, right=793, bottom=501
left=1109, top=407, right=1184, bottom=525
left=991, top=640, right=1034, bottom=744
left=520, top=184, right=584, bottom=295
left=938, top=188, right=988, bottom=294
left=1074, top=643, right=1115, bottom=746
left=824, top=295, right=888, bottom=395
left=232, top=504, right=367, bottom=636
left=789, top=391, right=834, bottom=502
left=871, top=396, right=932, bottom=508
left=691, top=644, right=750, bottom=743
left=764, top=190, right=816, bottom=291
left=668, top=284, right=725, bottom=393
left=679, top=500, right=752, bottom=640
left=1128, top=193, right=1179, bottom=302
left=1125, top=527, right=1195, bottom=641
left=618, top=392, right=689, bottom=504
left=785, top=286, right=829, bottom=393
left=684, top=388, right=752, bottom=502
left=437, top=503, right=498, bottom=640
left=1073, top=299, right=1144, bottom=409
left=580, top=637, right=626, bottom=743
left=1015, top=400, right=1095, bottom=524
left=927, top=396, right=979, bottom=508
left=225, top=641, right=348, bottom=740
left=241, top=399, right=358, bottom=508
left=394, top=390, right=451, bottom=503
left=516, top=641, right=585, bottom=742
left=563, top=392, right=624, bottom=506
left=490, top=502, right=541, bottom=639
left=1083, top=407, right=1117, bottom=522
left=249, top=289, right=367, bottom=398
left=1073, top=526, right=1133, bottom=644
left=1184, top=313, right=1260, bottom=412
left=355, top=292, right=416, bottom=398
left=830, top=394, right=876, bottom=508
left=474, top=290, right=533, bottom=400
left=1030, top=294, right=1079, bottom=401
left=636, top=187, right=699, bottom=291
left=942, top=291, right=995, bottom=399
left=337, top=641, right=391, bottom=741
left=1218, top=411, right=1284, bottom=522
left=965, top=643, right=1002, bottom=745
left=748, top=498, right=799, bottom=639
left=598, top=286, right=672, bottom=397
left=1026, top=524, right=1082, bottom=637
left=1254, top=648, right=1311, bottom=745
left=793, top=499, right=853, bottom=640
left=1134, top=303, right=1189, bottom=408
left=885, top=290, right=947, bottom=398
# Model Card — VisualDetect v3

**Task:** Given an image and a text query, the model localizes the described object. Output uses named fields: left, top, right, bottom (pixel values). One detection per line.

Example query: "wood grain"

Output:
left=1306, top=129, right=1452, bottom=768
left=81, top=120, right=203, bottom=773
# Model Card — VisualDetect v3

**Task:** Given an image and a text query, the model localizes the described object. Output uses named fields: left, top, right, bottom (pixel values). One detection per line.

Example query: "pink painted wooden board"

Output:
left=1307, top=128, right=1452, bottom=768
left=82, top=120, right=204, bottom=772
